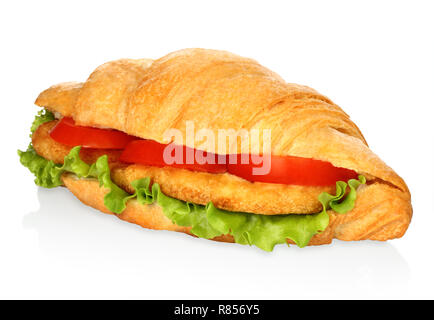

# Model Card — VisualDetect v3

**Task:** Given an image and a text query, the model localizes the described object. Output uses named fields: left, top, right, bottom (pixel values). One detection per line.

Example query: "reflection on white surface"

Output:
left=22, top=187, right=410, bottom=299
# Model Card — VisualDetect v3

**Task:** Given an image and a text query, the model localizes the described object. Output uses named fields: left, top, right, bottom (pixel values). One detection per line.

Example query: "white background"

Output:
left=1, top=0, right=433, bottom=299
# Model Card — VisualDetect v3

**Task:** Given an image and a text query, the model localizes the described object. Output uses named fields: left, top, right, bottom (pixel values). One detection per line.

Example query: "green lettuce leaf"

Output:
left=318, top=175, right=366, bottom=214
left=30, top=109, right=55, bottom=135
left=18, top=146, right=63, bottom=188
left=18, top=109, right=62, bottom=187
left=18, top=146, right=133, bottom=213
left=129, top=175, right=365, bottom=251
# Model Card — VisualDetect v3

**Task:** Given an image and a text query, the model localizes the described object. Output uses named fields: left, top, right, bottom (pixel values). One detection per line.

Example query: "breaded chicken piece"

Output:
left=32, top=121, right=123, bottom=166
left=33, top=121, right=334, bottom=215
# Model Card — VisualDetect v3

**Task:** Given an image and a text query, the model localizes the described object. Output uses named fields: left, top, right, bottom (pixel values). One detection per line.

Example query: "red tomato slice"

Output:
left=120, top=140, right=358, bottom=186
left=119, top=140, right=227, bottom=174
left=227, top=154, right=358, bottom=186
left=50, top=117, right=136, bottom=149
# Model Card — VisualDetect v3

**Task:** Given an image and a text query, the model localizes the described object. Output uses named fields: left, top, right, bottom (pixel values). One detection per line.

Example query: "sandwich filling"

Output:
left=19, top=109, right=366, bottom=251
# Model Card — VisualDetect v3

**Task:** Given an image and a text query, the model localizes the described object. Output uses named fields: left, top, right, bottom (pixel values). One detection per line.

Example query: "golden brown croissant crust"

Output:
left=33, top=48, right=412, bottom=242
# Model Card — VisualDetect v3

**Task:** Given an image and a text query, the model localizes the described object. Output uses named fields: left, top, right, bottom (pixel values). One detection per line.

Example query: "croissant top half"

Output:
left=35, top=48, right=409, bottom=194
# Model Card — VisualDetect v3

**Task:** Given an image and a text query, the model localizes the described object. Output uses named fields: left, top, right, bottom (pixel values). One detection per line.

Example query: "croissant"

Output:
left=20, top=48, right=411, bottom=250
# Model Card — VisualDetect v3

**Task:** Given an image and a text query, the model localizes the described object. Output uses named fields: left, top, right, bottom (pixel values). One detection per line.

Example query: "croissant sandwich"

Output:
left=18, top=48, right=412, bottom=251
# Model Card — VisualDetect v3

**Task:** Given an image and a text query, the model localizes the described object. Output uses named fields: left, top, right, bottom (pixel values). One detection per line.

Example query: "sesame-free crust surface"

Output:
left=33, top=48, right=412, bottom=242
